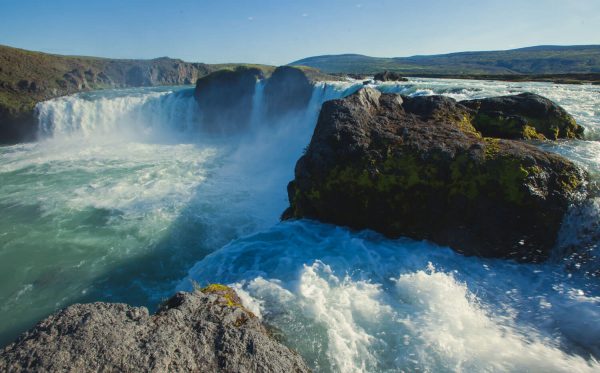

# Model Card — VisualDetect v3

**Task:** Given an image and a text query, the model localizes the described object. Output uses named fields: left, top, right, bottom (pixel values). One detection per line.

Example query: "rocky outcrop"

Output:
left=194, top=67, right=265, bottom=132
left=284, top=88, right=588, bottom=262
left=264, top=66, right=314, bottom=119
left=194, top=65, right=325, bottom=130
left=461, top=92, right=585, bottom=140
left=0, top=45, right=212, bottom=144
left=0, top=285, right=310, bottom=373
left=373, top=71, right=408, bottom=82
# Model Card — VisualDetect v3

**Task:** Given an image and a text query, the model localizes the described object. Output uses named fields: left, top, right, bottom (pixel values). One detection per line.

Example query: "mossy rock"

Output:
left=461, top=92, right=585, bottom=140
left=284, top=88, right=589, bottom=262
left=201, top=284, right=244, bottom=308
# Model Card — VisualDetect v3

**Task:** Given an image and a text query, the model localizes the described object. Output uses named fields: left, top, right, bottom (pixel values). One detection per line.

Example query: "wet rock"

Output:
left=284, top=88, right=589, bottom=262
left=194, top=67, right=265, bottom=132
left=461, top=92, right=585, bottom=140
left=0, top=285, right=309, bottom=373
left=373, top=71, right=408, bottom=82
left=264, top=66, right=313, bottom=119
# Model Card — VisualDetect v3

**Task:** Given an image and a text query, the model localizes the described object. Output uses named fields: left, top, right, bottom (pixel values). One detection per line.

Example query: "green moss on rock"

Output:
left=286, top=88, right=589, bottom=262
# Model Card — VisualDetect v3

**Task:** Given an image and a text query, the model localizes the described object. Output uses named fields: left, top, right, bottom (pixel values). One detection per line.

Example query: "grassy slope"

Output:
left=290, top=45, right=600, bottom=76
left=0, top=45, right=212, bottom=117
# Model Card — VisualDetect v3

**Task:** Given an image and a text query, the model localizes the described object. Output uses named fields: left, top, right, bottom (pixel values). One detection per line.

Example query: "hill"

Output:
left=290, top=45, right=600, bottom=75
left=0, top=44, right=217, bottom=143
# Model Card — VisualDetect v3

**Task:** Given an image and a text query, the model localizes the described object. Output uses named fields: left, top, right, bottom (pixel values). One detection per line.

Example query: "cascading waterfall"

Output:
left=1, top=77, right=599, bottom=371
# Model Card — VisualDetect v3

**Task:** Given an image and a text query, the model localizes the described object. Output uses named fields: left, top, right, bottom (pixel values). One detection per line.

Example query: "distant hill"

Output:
left=290, top=45, right=600, bottom=75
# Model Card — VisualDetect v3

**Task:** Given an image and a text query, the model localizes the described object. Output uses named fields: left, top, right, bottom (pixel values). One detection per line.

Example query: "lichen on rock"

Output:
left=284, top=88, right=589, bottom=262
left=0, top=286, right=309, bottom=372
left=461, top=92, right=585, bottom=140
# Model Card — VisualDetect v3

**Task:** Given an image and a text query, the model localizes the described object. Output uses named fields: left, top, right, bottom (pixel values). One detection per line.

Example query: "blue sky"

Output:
left=1, top=0, right=599, bottom=65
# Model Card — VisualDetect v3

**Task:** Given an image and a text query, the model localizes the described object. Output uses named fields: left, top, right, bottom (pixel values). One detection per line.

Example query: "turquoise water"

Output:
left=1, top=79, right=599, bottom=371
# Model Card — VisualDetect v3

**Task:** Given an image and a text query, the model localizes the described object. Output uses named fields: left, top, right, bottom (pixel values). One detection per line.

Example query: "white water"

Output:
left=1, top=78, right=599, bottom=371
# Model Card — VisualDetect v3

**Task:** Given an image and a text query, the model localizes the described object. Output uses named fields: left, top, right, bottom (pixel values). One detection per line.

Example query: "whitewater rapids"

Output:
left=0, top=78, right=599, bottom=372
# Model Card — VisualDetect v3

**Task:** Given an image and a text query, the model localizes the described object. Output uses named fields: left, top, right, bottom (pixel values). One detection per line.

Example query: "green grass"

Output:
left=290, top=45, right=600, bottom=76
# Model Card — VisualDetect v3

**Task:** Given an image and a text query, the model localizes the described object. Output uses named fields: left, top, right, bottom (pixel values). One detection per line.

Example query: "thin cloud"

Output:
left=247, top=16, right=254, bottom=21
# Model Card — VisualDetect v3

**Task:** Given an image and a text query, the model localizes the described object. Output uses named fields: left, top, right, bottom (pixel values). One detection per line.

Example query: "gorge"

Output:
left=0, top=65, right=599, bottom=371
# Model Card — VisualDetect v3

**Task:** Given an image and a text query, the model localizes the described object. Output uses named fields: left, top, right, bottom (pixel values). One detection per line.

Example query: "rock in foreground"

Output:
left=285, top=88, right=588, bottom=261
left=0, top=285, right=309, bottom=373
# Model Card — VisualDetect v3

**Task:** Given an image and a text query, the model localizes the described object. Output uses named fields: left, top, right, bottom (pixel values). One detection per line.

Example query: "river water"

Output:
left=0, top=78, right=598, bottom=372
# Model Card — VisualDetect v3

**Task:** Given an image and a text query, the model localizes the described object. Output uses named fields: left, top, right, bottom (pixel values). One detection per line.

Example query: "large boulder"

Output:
left=194, top=67, right=265, bottom=132
left=373, top=71, right=408, bottom=82
left=264, top=66, right=314, bottom=119
left=284, top=88, right=588, bottom=262
left=461, top=92, right=585, bottom=140
left=0, top=285, right=309, bottom=373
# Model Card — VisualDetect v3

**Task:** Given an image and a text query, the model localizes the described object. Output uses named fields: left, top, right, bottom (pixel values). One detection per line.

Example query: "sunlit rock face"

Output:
left=285, top=88, right=589, bottom=262
left=0, top=286, right=310, bottom=373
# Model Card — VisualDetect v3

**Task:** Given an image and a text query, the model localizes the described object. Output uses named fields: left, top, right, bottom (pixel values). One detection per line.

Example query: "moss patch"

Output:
left=201, top=284, right=243, bottom=308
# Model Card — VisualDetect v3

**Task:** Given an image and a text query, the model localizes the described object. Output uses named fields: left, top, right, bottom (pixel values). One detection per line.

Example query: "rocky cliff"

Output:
left=0, top=45, right=212, bottom=144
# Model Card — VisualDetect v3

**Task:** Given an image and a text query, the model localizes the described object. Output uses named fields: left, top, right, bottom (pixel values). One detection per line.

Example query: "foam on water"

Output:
left=36, top=86, right=201, bottom=143
left=180, top=220, right=600, bottom=372
left=0, top=80, right=357, bottom=347
left=1, top=77, right=599, bottom=371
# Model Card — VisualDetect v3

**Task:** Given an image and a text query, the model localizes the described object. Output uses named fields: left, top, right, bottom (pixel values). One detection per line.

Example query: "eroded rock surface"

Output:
left=461, top=92, right=584, bottom=140
left=0, top=285, right=310, bottom=373
left=284, top=88, right=588, bottom=261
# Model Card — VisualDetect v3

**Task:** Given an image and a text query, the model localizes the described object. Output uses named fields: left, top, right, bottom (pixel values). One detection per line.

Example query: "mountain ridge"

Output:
left=291, top=45, right=600, bottom=75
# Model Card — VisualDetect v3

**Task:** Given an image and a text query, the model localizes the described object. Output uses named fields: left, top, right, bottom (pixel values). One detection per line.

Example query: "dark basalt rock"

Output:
left=264, top=66, right=313, bottom=119
left=284, top=88, right=588, bottom=262
left=0, top=108, right=37, bottom=145
left=194, top=67, right=265, bottom=132
left=373, top=71, right=408, bottom=82
left=195, top=66, right=317, bottom=129
left=0, top=285, right=310, bottom=373
left=461, top=92, right=585, bottom=140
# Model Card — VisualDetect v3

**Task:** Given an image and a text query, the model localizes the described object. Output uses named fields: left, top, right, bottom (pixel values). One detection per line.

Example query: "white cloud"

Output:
left=247, top=16, right=254, bottom=21
left=302, top=13, right=309, bottom=17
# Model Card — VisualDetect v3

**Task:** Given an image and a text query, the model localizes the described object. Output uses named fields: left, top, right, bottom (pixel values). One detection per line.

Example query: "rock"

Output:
left=0, top=285, right=310, bottom=373
left=264, top=66, right=313, bottom=119
left=194, top=65, right=325, bottom=128
left=284, top=88, right=588, bottom=262
left=194, top=67, right=265, bottom=132
left=461, top=92, right=585, bottom=140
left=373, top=71, right=408, bottom=82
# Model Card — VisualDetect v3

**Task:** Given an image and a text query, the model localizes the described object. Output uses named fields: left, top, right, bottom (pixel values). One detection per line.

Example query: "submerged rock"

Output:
left=461, top=92, right=585, bottom=140
left=0, top=285, right=309, bottom=373
left=373, top=71, right=408, bottom=82
left=284, top=88, right=588, bottom=261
